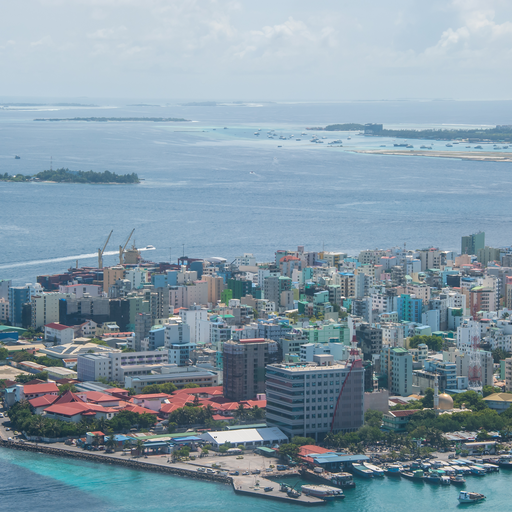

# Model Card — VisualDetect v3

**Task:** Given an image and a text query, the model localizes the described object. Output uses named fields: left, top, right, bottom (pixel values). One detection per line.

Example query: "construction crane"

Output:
left=119, top=228, right=135, bottom=265
left=98, top=230, right=113, bottom=269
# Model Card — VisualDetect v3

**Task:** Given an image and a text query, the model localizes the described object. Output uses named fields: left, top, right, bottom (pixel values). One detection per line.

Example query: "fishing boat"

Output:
left=14, top=155, right=20, bottom=159
left=440, top=476, right=451, bottom=485
left=401, top=469, right=424, bottom=482
left=424, top=471, right=442, bottom=484
left=458, top=491, right=485, bottom=503
left=363, top=463, right=385, bottom=477
left=450, top=475, right=466, bottom=486
left=301, top=485, right=344, bottom=500
left=469, top=466, right=486, bottom=476
left=384, top=465, right=402, bottom=478
left=351, top=464, right=374, bottom=478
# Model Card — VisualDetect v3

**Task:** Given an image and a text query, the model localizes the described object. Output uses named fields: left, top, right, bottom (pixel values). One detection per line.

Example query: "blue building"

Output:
left=397, top=294, right=422, bottom=323
left=146, top=326, right=166, bottom=350
left=9, top=286, right=32, bottom=327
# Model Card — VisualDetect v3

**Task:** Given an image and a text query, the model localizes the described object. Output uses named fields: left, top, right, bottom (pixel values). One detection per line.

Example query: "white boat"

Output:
left=364, top=463, right=385, bottom=477
left=145, top=245, right=155, bottom=250
left=458, top=491, right=485, bottom=503
left=301, top=485, right=344, bottom=500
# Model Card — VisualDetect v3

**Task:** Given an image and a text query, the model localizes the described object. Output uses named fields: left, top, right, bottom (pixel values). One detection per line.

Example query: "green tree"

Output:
left=278, top=443, right=299, bottom=460
left=290, top=436, right=315, bottom=446
left=492, top=348, right=511, bottom=363
left=409, top=335, right=443, bottom=351
left=0, top=345, right=9, bottom=360
left=421, top=388, right=434, bottom=409
left=135, top=439, right=145, bottom=457
left=105, top=435, right=117, bottom=453
left=58, top=383, right=77, bottom=395
left=364, top=409, right=383, bottom=428
left=183, top=383, right=200, bottom=389
left=483, top=385, right=501, bottom=397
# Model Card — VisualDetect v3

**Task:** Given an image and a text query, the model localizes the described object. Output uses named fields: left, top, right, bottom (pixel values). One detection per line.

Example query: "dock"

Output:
left=232, top=476, right=326, bottom=506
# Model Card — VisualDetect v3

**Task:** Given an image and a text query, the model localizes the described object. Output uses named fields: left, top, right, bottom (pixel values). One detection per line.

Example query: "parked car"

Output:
left=229, top=471, right=239, bottom=476
left=264, top=487, right=274, bottom=492
left=251, top=469, right=261, bottom=475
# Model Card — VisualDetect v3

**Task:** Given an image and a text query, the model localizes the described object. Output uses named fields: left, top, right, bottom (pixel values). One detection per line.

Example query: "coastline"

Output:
left=350, top=149, right=512, bottom=162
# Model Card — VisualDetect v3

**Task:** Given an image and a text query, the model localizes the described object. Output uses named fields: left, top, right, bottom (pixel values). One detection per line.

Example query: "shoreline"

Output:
left=350, top=149, right=512, bottom=162
left=0, top=439, right=231, bottom=484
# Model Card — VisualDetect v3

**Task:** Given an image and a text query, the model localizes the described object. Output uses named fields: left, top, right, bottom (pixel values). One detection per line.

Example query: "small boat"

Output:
left=351, top=464, right=374, bottom=478
left=277, top=145, right=282, bottom=147
left=14, top=155, right=20, bottom=159
left=254, top=132, right=259, bottom=135
left=470, top=466, right=486, bottom=476
left=301, top=484, right=344, bottom=500
left=401, top=469, right=424, bottom=482
left=475, top=145, right=483, bottom=149
left=458, top=491, right=485, bottom=503
left=446, top=143, right=453, bottom=147
left=287, top=488, right=301, bottom=498
left=145, top=245, right=155, bottom=250
left=363, top=463, right=385, bottom=477
left=440, top=476, right=451, bottom=485
left=498, top=455, right=512, bottom=468
left=224, top=127, right=228, bottom=129
left=299, top=468, right=355, bottom=489
left=296, top=139, right=301, bottom=141
left=424, top=471, right=442, bottom=484
left=384, top=465, right=402, bottom=478
left=380, top=145, right=386, bottom=147
left=249, top=171, right=255, bottom=174
left=450, top=475, right=466, bottom=486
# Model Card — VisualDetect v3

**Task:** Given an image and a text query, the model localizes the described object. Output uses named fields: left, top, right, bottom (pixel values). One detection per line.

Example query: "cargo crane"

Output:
left=98, top=230, right=113, bottom=269
left=119, top=228, right=135, bottom=265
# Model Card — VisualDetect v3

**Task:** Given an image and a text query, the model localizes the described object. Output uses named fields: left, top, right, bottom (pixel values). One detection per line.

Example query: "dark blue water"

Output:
left=1, top=101, right=512, bottom=284
left=0, top=447, right=508, bottom=511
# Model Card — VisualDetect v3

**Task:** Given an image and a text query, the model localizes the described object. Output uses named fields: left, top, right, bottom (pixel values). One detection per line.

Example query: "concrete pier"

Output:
left=232, top=475, right=325, bottom=506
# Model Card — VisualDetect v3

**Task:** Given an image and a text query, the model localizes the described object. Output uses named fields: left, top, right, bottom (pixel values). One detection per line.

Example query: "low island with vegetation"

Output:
left=34, top=116, right=190, bottom=123
left=311, top=123, right=512, bottom=142
left=1, top=168, right=140, bottom=184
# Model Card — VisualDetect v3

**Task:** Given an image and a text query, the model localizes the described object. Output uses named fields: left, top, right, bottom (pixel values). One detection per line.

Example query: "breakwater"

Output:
left=0, top=440, right=231, bottom=484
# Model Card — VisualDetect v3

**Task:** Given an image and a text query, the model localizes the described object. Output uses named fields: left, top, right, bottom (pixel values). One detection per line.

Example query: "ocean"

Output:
left=0, top=447, right=509, bottom=511
left=1, top=100, right=512, bottom=284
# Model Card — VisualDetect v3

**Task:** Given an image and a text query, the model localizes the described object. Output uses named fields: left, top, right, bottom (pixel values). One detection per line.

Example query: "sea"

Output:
left=1, top=100, right=512, bottom=509
left=2, top=100, right=512, bottom=284
left=0, top=447, right=510, bottom=512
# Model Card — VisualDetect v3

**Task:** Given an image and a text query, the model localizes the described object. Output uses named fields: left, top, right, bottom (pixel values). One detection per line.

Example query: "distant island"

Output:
left=34, top=117, right=190, bottom=123
left=1, top=168, right=139, bottom=184
left=127, top=104, right=161, bottom=107
left=1, top=103, right=98, bottom=108
left=307, top=123, right=365, bottom=131
left=311, top=123, right=512, bottom=142
left=180, top=102, right=218, bottom=107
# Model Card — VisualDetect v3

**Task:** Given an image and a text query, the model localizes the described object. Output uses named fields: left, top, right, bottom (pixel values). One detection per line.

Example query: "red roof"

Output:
left=24, top=383, right=59, bottom=395
left=389, top=409, right=420, bottom=418
left=45, top=322, right=72, bottom=331
left=299, top=445, right=330, bottom=457
left=173, top=386, right=223, bottom=395
left=132, top=393, right=172, bottom=400
left=29, top=394, right=59, bottom=408
left=238, top=338, right=266, bottom=344
left=122, top=403, right=158, bottom=415
left=54, top=390, right=85, bottom=405
left=85, top=391, right=120, bottom=403
left=280, top=256, right=300, bottom=263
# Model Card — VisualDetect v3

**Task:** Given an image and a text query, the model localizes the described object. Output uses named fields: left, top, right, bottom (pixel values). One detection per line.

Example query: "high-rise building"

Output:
left=265, top=359, right=365, bottom=440
left=356, top=324, right=383, bottom=360
left=223, top=338, right=281, bottom=401
left=461, top=231, right=485, bottom=256
left=31, top=292, right=69, bottom=330
left=381, top=346, right=412, bottom=396
left=165, top=319, right=195, bottom=366
left=9, top=284, right=41, bottom=327
left=103, top=266, right=125, bottom=294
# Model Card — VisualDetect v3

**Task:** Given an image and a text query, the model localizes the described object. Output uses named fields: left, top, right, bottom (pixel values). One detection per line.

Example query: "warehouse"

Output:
left=199, top=427, right=288, bottom=450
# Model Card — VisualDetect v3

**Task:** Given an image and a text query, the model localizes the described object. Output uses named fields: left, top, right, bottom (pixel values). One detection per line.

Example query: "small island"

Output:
left=1, top=168, right=140, bottom=184
left=34, top=117, right=190, bottom=123
left=307, top=123, right=366, bottom=131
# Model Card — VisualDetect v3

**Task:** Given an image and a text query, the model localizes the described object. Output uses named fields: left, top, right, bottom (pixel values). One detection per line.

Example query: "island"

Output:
left=307, top=123, right=365, bottom=131
left=34, top=117, right=190, bottom=123
left=1, top=168, right=140, bottom=184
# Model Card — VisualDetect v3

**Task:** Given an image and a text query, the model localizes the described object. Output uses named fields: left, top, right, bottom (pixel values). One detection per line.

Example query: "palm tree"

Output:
left=105, top=435, right=117, bottom=453
left=135, top=439, right=145, bottom=457
left=92, top=434, right=102, bottom=447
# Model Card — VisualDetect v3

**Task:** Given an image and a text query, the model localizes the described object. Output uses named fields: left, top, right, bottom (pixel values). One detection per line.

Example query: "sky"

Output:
left=2, top=0, right=512, bottom=101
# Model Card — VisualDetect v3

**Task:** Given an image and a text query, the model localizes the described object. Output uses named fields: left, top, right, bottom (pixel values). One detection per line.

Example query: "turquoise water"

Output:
left=0, top=448, right=508, bottom=511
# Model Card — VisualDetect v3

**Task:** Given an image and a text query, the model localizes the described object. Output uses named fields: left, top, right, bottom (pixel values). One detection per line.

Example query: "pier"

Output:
left=232, top=475, right=325, bottom=506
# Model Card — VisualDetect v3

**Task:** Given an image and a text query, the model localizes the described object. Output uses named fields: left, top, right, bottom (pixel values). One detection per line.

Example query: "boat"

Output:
left=406, top=144, right=414, bottom=148
left=296, top=139, right=301, bottom=141
left=469, top=466, right=486, bottom=476
left=299, top=468, right=355, bottom=488
left=450, top=475, right=466, bottom=486
left=458, top=491, right=485, bottom=503
left=351, top=464, right=374, bottom=478
left=145, top=245, right=155, bottom=250
left=277, top=145, right=282, bottom=147
left=440, top=476, right=451, bottom=485
left=301, top=485, right=344, bottom=500
left=14, top=155, right=20, bottom=159
left=287, top=488, right=301, bottom=498
left=424, top=471, right=442, bottom=484
left=394, top=143, right=408, bottom=147
left=475, top=145, right=483, bottom=149
left=384, top=465, right=402, bottom=478
left=498, top=455, right=512, bottom=468
left=401, top=469, right=424, bottom=482
left=363, top=463, right=385, bottom=477
left=446, top=143, right=453, bottom=147
left=249, top=171, right=255, bottom=174
left=254, top=132, right=259, bottom=135
left=503, top=145, right=509, bottom=149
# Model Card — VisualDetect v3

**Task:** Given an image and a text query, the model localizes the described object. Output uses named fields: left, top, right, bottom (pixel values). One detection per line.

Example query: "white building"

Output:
left=199, top=427, right=288, bottom=450
left=300, top=342, right=349, bottom=362
left=179, top=305, right=208, bottom=344
left=44, top=323, right=75, bottom=345
left=0, top=298, right=9, bottom=322
left=31, top=292, right=69, bottom=330
left=58, top=284, right=103, bottom=298
left=381, top=346, right=412, bottom=396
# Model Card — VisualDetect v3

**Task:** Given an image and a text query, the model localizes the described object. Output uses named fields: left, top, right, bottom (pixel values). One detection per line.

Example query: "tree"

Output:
left=0, top=346, right=8, bottom=360
left=364, top=410, right=383, bottom=428
left=105, top=435, right=117, bottom=453
left=183, top=383, right=200, bottom=389
left=16, top=371, right=48, bottom=383
left=219, top=441, right=232, bottom=454
left=483, top=385, right=501, bottom=397
left=422, top=388, right=434, bottom=409
left=58, top=383, right=77, bottom=395
left=409, top=335, right=443, bottom=352
left=291, top=436, right=315, bottom=446
left=135, top=439, right=145, bottom=457
left=492, top=348, right=511, bottom=364
left=278, top=443, right=299, bottom=460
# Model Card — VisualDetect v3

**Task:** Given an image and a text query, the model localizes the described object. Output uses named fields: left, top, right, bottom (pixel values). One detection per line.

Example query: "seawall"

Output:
left=0, top=440, right=232, bottom=484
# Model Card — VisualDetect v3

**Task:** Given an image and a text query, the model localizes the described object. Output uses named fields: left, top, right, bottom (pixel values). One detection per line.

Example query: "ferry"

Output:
left=424, top=471, right=442, bottom=484
left=351, top=464, right=374, bottom=478
left=299, top=468, right=355, bottom=489
left=469, top=465, right=486, bottom=476
left=458, top=491, right=485, bottom=503
left=301, top=485, right=344, bottom=500
left=384, top=465, right=402, bottom=478
left=363, top=463, right=385, bottom=477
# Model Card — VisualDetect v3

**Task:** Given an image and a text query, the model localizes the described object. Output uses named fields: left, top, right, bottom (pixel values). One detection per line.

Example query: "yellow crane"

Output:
left=98, top=230, right=113, bottom=269
left=119, top=228, right=135, bottom=265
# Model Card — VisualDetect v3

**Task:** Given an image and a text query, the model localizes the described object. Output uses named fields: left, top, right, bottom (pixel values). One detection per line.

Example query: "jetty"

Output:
left=232, top=475, right=325, bottom=506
